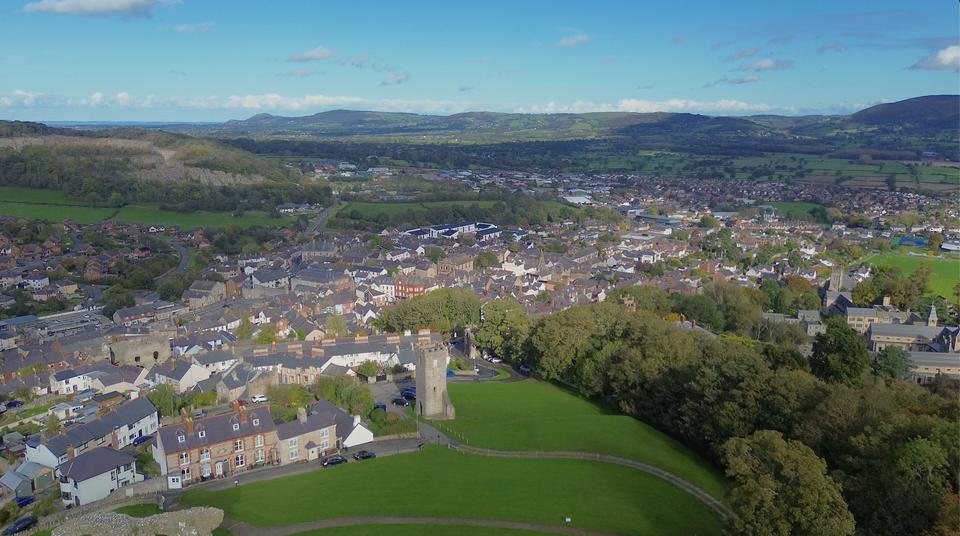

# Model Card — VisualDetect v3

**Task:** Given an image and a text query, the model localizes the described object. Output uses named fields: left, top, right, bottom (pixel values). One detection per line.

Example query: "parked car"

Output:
left=2, top=515, right=36, bottom=535
left=5, top=401, right=23, bottom=409
left=14, top=496, right=33, bottom=508
left=373, top=402, right=386, bottom=411
left=392, top=397, right=410, bottom=407
left=401, top=386, right=416, bottom=395
left=321, top=455, right=348, bottom=467
left=488, top=357, right=503, bottom=364
left=250, top=394, right=268, bottom=404
left=353, top=450, right=376, bottom=461
left=132, top=435, right=153, bottom=446
left=518, top=364, right=532, bottom=374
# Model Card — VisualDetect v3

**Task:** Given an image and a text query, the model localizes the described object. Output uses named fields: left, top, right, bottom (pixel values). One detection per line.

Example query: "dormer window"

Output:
left=232, top=423, right=240, bottom=431
left=177, top=433, right=185, bottom=443
left=252, top=418, right=259, bottom=426
left=198, top=430, right=206, bottom=439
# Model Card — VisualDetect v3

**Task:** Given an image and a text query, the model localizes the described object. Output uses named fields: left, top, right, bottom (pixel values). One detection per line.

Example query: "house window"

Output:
left=111, top=470, right=116, bottom=481
left=201, top=464, right=211, bottom=478
left=320, top=440, right=329, bottom=450
left=134, top=355, right=140, bottom=363
left=234, top=439, right=244, bottom=452
left=200, top=448, right=210, bottom=461
left=235, top=454, right=245, bottom=468
left=181, top=467, right=191, bottom=481
left=252, top=418, right=260, bottom=426
left=232, top=423, right=240, bottom=431
left=179, top=452, right=190, bottom=465
left=177, top=433, right=185, bottom=443
left=320, top=429, right=329, bottom=438
left=256, top=449, right=265, bottom=463
left=255, top=435, right=263, bottom=448
left=288, top=438, right=298, bottom=460
left=198, top=430, right=206, bottom=439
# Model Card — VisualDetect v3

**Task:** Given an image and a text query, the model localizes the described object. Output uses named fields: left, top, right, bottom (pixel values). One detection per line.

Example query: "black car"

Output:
left=401, top=390, right=416, bottom=401
left=322, top=455, right=348, bottom=467
left=5, top=401, right=23, bottom=409
left=13, top=496, right=33, bottom=508
left=392, top=397, right=410, bottom=407
left=353, top=450, right=376, bottom=461
left=373, top=402, right=386, bottom=411
left=3, top=515, right=36, bottom=535
left=401, top=386, right=416, bottom=396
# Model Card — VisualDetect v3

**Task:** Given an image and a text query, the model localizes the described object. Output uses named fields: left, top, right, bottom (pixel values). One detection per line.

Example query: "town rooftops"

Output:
left=869, top=323, right=944, bottom=338
left=276, top=410, right=336, bottom=440
left=157, top=406, right=275, bottom=454
left=58, top=447, right=134, bottom=482
left=40, top=397, right=157, bottom=458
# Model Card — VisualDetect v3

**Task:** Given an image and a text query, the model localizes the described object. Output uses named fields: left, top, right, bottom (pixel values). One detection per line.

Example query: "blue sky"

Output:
left=1, top=0, right=957, bottom=121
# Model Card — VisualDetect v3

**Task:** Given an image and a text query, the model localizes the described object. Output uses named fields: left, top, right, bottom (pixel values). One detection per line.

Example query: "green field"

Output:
left=293, top=526, right=546, bottom=536
left=0, top=186, right=292, bottom=228
left=866, top=252, right=960, bottom=297
left=338, top=200, right=500, bottom=218
left=768, top=202, right=825, bottom=221
left=113, top=503, right=162, bottom=517
left=181, top=446, right=721, bottom=535
left=436, top=380, right=726, bottom=499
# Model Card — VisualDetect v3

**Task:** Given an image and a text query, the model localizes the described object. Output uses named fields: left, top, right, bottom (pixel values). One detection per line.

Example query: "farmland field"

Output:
left=865, top=252, right=960, bottom=298
left=0, top=186, right=292, bottom=228
left=181, top=445, right=722, bottom=535
left=337, top=200, right=500, bottom=218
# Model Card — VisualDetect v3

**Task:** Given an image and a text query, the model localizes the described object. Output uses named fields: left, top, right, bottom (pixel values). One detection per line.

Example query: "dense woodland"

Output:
left=375, top=285, right=960, bottom=536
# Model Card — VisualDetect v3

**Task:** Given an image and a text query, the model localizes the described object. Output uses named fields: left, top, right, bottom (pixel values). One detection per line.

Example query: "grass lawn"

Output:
left=866, top=252, right=960, bottom=297
left=768, top=202, right=825, bottom=222
left=113, top=503, right=162, bottom=517
left=0, top=186, right=293, bottom=229
left=436, top=380, right=727, bottom=499
left=293, top=526, right=545, bottom=536
left=181, top=446, right=721, bottom=536
left=338, top=200, right=499, bottom=218
left=213, top=529, right=234, bottom=536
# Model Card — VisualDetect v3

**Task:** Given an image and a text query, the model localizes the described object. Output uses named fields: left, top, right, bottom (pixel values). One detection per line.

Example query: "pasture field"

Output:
left=865, top=252, right=960, bottom=298
left=338, top=200, right=500, bottom=218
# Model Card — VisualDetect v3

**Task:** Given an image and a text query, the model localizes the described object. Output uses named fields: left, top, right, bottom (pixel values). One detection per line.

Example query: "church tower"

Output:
left=927, top=304, right=938, bottom=327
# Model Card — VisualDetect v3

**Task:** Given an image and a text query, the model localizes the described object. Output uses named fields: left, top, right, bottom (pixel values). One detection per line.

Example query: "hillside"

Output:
left=848, top=95, right=960, bottom=130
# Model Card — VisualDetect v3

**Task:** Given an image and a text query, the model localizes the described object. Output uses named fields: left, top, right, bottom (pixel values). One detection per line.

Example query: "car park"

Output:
left=2, top=515, right=36, bottom=535
left=352, top=450, right=376, bottom=460
left=321, top=454, right=348, bottom=467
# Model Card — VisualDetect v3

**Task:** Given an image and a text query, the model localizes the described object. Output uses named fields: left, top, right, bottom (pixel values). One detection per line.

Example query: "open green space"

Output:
left=293, top=525, right=546, bottom=536
left=767, top=202, right=825, bottom=221
left=436, top=380, right=727, bottom=499
left=113, top=503, right=162, bottom=517
left=181, top=446, right=722, bottom=536
left=0, top=186, right=292, bottom=228
left=865, top=252, right=960, bottom=298
left=338, top=200, right=500, bottom=218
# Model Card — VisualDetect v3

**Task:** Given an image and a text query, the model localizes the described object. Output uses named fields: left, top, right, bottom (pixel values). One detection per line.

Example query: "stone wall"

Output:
left=52, top=507, right=223, bottom=536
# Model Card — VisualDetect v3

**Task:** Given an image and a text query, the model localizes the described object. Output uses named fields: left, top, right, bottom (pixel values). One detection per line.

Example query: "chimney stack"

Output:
left=66, top=444, right=75, bottom=461
left=882, top=296, right=891, bottom=307
left=297, top=406, right=307, bottom=424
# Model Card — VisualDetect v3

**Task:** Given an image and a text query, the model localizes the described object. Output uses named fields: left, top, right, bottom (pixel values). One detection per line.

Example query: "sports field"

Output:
left=866, top=252, right=960, bottom=297
left=435, top=380, right=727, bottom=499
left=181, top=446, right=722, bottom=535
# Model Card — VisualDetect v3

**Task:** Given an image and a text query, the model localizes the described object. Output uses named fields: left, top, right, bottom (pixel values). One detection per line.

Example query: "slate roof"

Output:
left=192, top=350, right=237, bottom=366
left=42, top=397, right=157, bottom=458
left=311, top=399, right=358, bottom=440
left=58, top=447, right=134, bottom=482
left=276, top=411, right=336, bottom=440
left=158, top=407, right=275, bottom=455
left=870, top=323, right=944, bottom=338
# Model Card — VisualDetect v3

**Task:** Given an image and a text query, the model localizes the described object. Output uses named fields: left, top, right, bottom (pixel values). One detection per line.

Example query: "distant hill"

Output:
left=848, top=95, right=959, bottom=130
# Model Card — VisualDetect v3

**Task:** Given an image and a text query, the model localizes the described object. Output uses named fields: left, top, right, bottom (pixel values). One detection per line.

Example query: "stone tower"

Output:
left=829, top=264, right=844, bottom=291
left=415, top=343, right=456, bottom=420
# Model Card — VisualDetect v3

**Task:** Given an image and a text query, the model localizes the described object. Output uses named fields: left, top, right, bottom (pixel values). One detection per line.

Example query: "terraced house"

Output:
left=153, top=403, right=279, bottom=489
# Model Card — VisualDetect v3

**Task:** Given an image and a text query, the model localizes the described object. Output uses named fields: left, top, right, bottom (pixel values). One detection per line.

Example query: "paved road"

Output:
left=154, top=239, right=191, bottom=283
left=309, top=199, right=341, bottom=234
left=221, top=516, right=621, bottom=536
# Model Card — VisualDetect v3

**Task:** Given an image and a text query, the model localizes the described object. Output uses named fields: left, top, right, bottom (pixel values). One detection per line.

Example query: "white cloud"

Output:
left=114, top=92, right=132, bottom=106
left=555, top=33, right=590, bottom=48
left=703, top=75, right=761, bottom=87
left=288, top=46, right=335, bottom=62
left=23, top=0, right=172, bottom=17
left=911, top=44, right=960, bottom=71
left=88, top=91, right=104, bottom=106
left=174, top=22, right=214, bottom=33
left=380, top=72, right=410, bottom=86
left=737, top=58, right=793, bottom=71
left=276, top=69, right=316, bottom=78
left=337, top=54, right=369, bottom=68
left=817, top=41, right=845, bottom=54
left=723, top=48, right=759, bottom=61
